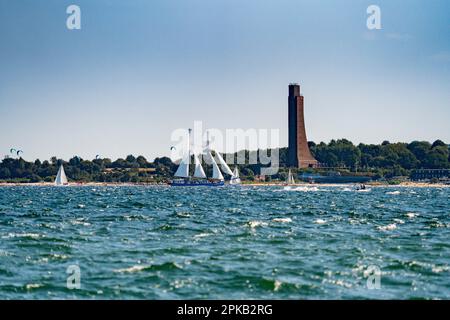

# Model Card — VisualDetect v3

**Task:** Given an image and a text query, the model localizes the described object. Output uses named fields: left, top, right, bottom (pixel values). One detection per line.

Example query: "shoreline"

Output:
left=0, top=181, right=448, bottom=188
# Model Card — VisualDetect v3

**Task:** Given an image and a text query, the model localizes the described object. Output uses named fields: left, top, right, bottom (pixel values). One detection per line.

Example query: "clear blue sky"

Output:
left=1, top=0, right=449, bottom=161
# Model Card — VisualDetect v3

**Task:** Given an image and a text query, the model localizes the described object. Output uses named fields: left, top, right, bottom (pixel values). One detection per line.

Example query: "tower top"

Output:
left=288, top=83, right=300, bottom=96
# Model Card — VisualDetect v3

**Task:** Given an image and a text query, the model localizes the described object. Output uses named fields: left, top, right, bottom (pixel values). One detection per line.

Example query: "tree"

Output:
left=0, top=168, right=11, bottom=179
left=431, top=140, right=447, bottom=149
left=126, top=155, right=136, bottom=163
left=154, top=157, right=174, bottom=167
left=423, top=146, right=449, bottom=169
left=381, top=143, right=418, bottom=169
left=407, top=141, right=431, bottom=165
left=69, top=156, right=81, bottom=166
left=136, top=156, right=148, bottom=167
left=112, top=158, right=127, bottom=168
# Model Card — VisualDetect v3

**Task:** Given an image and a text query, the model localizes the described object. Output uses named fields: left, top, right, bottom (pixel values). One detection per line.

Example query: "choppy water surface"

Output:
left=0, top=185, right=449, bottom=299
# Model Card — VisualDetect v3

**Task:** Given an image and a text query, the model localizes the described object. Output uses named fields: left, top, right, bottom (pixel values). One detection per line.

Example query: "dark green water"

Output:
left=0, top=185, right=449, bottom=299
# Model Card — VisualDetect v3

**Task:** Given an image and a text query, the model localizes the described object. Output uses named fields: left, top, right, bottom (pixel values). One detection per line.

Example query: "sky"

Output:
left=0, top=0, right=449, bottom=161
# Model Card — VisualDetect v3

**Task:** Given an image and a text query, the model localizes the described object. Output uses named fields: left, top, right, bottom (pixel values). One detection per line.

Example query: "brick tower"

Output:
left=287, top=83, right=318, bottom=168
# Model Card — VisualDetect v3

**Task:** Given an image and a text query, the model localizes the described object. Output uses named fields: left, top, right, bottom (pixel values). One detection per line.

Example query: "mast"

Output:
left=188, top=128, right=192, bottom=171
left=174, top=129, right=191, bottom=178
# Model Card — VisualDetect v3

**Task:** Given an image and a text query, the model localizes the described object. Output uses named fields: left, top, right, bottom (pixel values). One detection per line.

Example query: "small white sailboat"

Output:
left=230, top=167, right=241, bottom=185
left=55, top=164, right=68, bottom=186
left=285, top=169, right=295, bottom=185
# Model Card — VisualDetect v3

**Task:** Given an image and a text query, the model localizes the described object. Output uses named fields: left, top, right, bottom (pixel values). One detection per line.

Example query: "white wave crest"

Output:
left=378, top=223, right=397, bottom=231
left=247, top=221, right=268, bottom=228
left=114, top=265, right=148, bottom=273
left=272, top=218, right=292, bottom=223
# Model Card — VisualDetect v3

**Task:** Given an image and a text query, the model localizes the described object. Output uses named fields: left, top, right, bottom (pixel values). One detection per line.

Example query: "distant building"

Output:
left=287, top=83, right=318, bottom=168
left=410, top=169, right=450, bottom=181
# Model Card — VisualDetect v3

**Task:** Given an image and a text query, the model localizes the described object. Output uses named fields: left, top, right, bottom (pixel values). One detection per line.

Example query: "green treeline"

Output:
left=311, top=139, right=450, bottom=177
left=0, top=140, right=448, bottom=183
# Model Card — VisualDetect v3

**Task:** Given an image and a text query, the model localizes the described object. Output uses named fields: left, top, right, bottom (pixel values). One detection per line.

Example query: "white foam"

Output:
left=432, top=266, right=449, bottom=273
left=70, top=219, right=91, bottom=226
left=176, top=212, right=191, bottom=218
left=50, top=253, right=69, bottom=260
left=378, top=223, right=397, bottom=231
left=248, top=221, right=268, bottom=228
left=2, top=233, right=43, bottom=239
left=314, top=219, right=326, bottom=224
left=406, top=212, right=417, bottom=218
left=114, top=265, right=148, bottom=273
left=386, top=191, right=401, bottom=195
left=274, top=280, right=282, bottom=291
left=284, top=186, right=319, bottom=192
left=26, top=283, right=44, bottom=290
left=272, top=218, right=292, bottom=223
left=193, top=233, right=212, bottom=239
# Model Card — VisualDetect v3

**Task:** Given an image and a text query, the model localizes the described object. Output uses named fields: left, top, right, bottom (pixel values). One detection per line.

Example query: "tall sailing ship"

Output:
left=170, top=129, right=239, bottom=187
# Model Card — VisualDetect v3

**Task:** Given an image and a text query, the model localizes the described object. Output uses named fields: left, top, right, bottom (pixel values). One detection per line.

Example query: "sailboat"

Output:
left=229, top=167, right=241, bottom=185
left=55, top=164, right=68, bottom=186
left=170, top=129, right=225, bottom=187
left=285, top=169, right=295, bottom=185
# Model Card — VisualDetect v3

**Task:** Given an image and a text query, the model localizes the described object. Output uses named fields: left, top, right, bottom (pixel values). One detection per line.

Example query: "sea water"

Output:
left=0, top=185, right=449, bottom=299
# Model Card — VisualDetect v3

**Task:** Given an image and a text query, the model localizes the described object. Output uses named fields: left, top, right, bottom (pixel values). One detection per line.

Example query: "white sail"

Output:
left=174, top=153, right=190, bottom=178
left=230, top=167, right=241, bottom=185
left=209, top=152, right=224, bottom=181
left=286, top=169, right=295, bottom=185
left=214, top=151, right=233, bottom=176
left=174, top=129, right=192, bottom=178
left=55, top=164, right=68, bottom=186
left=193, top=154, right=207, bottom=179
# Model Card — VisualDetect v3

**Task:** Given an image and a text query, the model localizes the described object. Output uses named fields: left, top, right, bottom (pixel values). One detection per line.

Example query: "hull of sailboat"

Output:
left=170, top=180, right=224, bottom=187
